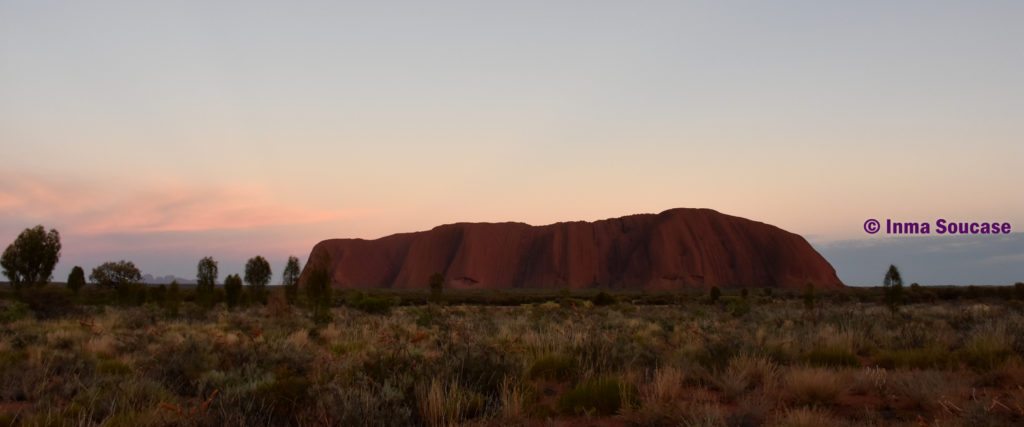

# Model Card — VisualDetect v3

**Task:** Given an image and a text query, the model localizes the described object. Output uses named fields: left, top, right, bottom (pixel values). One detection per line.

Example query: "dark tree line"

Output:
left=1, top=225, right=310, bottom=312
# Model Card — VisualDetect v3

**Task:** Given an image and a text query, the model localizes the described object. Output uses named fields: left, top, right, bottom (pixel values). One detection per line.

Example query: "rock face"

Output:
left=300, top=208, right=844, bottom=290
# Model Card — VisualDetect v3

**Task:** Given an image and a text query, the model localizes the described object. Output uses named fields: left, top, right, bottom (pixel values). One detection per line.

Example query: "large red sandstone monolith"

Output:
left=299, top=208, right=843, bottom=290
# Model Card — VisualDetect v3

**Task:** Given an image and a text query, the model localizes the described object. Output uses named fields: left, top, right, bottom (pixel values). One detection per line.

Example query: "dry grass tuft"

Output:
left=499, top=376, right=525, bottom=419
left=782, top=367, right=844, bottom=406
left=642, top=366, right=685, bottom=406
left=85, top=334, right=118, bottom=358
left=417, top=378, right=484, bottom=427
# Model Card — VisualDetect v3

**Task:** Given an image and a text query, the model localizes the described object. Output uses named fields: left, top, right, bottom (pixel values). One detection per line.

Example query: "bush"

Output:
left=0, top=300, right=30, bottom=323
left=528, top=354, right=576, bottom=381
left=709, top=287, right=721, bottom=303
left=873, top=347, right=954, bottom=370
left=418, top=379, right=484, bottom=427
left=224, top=274, right=243, bottom=308
left=346, top=293, right=395, bottom=315
left=558, top=378, right=634, bottom=415
left=804, top=346, right=859, bottom=368
left=254, top=373, right=311, bottom=422
left=19, top=286, right=76, bottom=319
left=783, top=367, right=843, bottom=406
left=726, top=297, right=751, bottom=317
left=593, top=291, right=616, bottom=306
left=413, top=305, right=447, bottom=328
left=959, top=334, right=1012, bottom=371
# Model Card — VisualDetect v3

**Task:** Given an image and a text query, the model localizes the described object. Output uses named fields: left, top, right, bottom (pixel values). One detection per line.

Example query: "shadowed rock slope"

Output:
left=300, top=208, right=844, bottom=290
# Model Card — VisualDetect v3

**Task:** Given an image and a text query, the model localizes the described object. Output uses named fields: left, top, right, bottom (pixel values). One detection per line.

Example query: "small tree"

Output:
left=151, top=284, right=168, bottom=304
left=166, top=280, right=182, bottom=316
left=803, top=283, right=815, bottom=311
left=244, top=255, right=272, bottom=305
left=224, top=274, right=243, bottom=308
left=196, top=256, right=218, bottom=308
left=709, top=286, right=721, bottom=303
left=740, top=288, right=749, bottom=300
left=90, top=261, right=142, bottom=290
left=305, top=265, right=333, bottom=324
left=1, top=225, right=62, bottom=292
left=428, top=273, right=444, bottom=303
left=883, top=264, right=904, bottom=314
left=282, top=256, right=301, bottom=305
left=90, top=260, right=142, bottom=305
left=67, top=266, right=86, bottom=294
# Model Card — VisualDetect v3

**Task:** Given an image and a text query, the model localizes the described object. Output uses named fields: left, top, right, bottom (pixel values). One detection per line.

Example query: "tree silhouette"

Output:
left=305, top=264, right=332, bottom=324
left=196, top=256, right=218, bottom=308
left=883, top=264, right=904, bottom=314
left=90, top=260, right=142, bottom=305
left=1, top=225, right=62, bottom=292
left=282, top=256, right=301, bottom=305
left=244, top=255, right=272, bottom=304
left=224, top=274, right=243, bottom=308
left=429, top=273, right=444, bottom=303
left=803, top=283, right=815, bottom=311
left=166, top=280, right=182, bottom=316
left=89, top=260, right=141, bottom=290
left=67, top=266, right=86, bottom=294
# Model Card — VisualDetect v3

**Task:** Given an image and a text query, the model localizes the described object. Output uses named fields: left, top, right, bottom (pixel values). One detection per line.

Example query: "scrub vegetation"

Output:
left=1, top=284, right=1024, bottom=426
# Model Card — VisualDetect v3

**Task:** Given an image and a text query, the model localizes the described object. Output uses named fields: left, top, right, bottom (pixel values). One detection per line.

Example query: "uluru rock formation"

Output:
left=300, top=208, right=844, bottom=290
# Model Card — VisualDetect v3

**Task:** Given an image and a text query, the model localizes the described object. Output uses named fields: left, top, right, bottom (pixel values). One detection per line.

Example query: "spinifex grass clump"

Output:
left=558, top=377, right=635, bottom=416
left=804, top=346, right=859, bottom=367
left=528, top=353, right=576, bottom=381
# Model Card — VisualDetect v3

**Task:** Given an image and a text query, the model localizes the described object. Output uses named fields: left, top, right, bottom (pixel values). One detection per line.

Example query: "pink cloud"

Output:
left=0, top=173, right=357, bottom=236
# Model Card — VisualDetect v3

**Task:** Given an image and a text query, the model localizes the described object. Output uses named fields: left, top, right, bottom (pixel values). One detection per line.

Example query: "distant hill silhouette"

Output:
left=141, top=274, right=196, bottom=285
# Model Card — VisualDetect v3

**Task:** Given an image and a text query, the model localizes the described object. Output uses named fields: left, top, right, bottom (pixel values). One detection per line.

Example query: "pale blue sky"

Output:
left=2, top=1, right=1022, bottom=283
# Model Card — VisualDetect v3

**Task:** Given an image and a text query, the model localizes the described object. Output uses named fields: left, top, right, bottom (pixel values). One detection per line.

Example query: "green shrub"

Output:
left=96, top=358, right=133, bottom=376
left=804, top=346, right=859, bottom=368
left=0, top=300, right=30, bottom=323
left=255, top=373, right=311, bottom=421
left=346, top=293, right=395, bottom=315
left=558, top=378, right=634, bottom=415
left=414, top=305, right=448, bottom=328
left=726, top=297, right=751, bottom=317
left=145, top=336, right=217, bottom=395
left=709, top=286, right=721, bottom=303
left=959, top=335, right=1012, bottom=371
left=593, top=292, right=616, bottom=306
left=528, top=354, right=576, bottom=381
left=873, top=347, right=955, bottom=370
left=19, top=286, right=76, bottom=319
